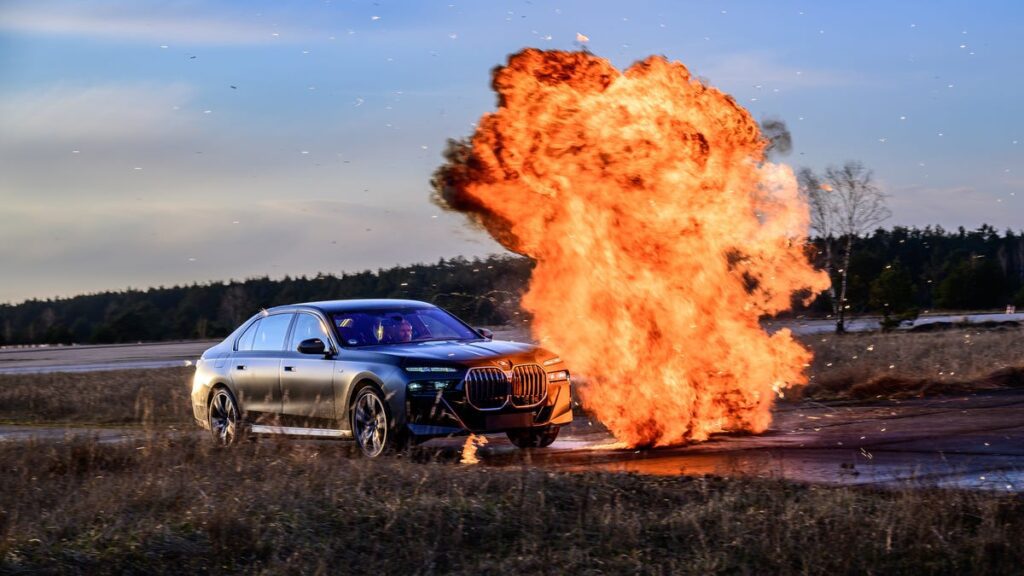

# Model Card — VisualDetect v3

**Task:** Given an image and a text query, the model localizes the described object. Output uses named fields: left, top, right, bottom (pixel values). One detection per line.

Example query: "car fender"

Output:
left=336, top=365, right=407, bottom=431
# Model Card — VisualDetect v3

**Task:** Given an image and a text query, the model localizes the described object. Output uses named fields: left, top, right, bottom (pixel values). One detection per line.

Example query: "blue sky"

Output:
left=1, top=1, right=1021, bottom=303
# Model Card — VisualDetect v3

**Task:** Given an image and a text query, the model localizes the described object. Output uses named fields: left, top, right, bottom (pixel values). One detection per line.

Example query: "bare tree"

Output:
left=800, top=161, right=890, bottom=333
left=798, top=168, right=840, bottom=322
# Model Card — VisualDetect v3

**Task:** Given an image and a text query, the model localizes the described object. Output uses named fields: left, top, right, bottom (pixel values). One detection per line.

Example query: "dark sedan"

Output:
left=190, top=299, right=573, bottom=456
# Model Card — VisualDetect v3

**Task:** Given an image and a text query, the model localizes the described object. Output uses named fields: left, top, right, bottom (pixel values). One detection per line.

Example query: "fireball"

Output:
left=435, top=49, right=828, bottom=447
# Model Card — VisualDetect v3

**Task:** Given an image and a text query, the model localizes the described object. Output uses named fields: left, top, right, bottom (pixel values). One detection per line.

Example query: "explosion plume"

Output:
left=434, top=49, right=829, bottom=447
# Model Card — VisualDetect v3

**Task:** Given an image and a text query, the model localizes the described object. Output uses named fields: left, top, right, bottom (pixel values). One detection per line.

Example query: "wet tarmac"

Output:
left=3, top=390, right=1021, bottom=491
left=419, top=389, right=1024, bottom=490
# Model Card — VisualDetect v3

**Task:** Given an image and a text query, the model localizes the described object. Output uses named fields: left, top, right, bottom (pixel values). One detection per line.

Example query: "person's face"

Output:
left=397, top=321, right=413, bottom=342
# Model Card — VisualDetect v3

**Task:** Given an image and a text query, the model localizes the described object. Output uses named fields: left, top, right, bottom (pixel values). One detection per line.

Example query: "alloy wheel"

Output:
left=353, top=389, right=389, bottom=457
left=209, top=389, right=240, bottom=446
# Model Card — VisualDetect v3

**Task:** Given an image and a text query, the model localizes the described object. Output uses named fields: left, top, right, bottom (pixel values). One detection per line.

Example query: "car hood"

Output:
left=360, top=339, right=541, bottom=364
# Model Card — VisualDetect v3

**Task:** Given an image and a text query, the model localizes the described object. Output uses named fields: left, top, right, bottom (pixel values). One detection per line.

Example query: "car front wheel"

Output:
left=351, top=386, right=406, bottom=457
left=507, top=426, right=560, bottom=448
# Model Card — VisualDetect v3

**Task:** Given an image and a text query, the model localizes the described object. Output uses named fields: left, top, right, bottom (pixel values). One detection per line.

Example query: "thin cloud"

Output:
left=697, top=51, right=856, bottom=90
left=0, top=200, right=502, bottom=303
left=0, top=1, right=305, bottom=45
left=0, top=83, right=197, bottom=145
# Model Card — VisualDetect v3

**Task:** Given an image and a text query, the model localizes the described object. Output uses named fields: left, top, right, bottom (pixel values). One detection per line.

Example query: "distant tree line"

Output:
left=0, top=255, right=533, bottom=346
left=2, top=227, right=1023, bottom=346
left=800, top=225, right=1024, bottom=321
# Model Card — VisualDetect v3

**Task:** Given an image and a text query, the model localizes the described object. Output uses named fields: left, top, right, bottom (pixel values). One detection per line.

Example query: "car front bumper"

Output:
left=404, top=380, right=573, bottom=437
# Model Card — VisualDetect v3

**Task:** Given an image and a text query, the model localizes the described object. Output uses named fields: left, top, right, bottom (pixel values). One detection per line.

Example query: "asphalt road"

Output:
left=0, top=340, right=215, bottom=374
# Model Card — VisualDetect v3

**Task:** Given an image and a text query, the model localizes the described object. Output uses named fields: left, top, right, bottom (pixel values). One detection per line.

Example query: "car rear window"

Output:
left=236, top=319, right=260, bottom=351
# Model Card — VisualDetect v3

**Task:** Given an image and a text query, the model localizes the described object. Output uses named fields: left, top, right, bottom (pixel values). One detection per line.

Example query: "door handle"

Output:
left=284, top=366, right=295, bottom=372
left=235, top=365, right=246, bottom=371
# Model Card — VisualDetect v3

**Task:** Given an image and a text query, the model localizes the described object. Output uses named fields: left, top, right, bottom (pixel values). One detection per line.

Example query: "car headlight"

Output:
left=547, top=370, right=570, bottom=382
left=408, top=380, right=459, bottom=393
left=404, top=366, right=460, bottom=373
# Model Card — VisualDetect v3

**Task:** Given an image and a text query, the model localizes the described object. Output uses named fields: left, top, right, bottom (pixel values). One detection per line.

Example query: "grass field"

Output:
left=798, top=326, right=1024, bottom=400
left=0, top=367, right=194, bottom=426
left=1, top=435, right=1022, bottom=575
left=1, top=328, right=1023, bottom=573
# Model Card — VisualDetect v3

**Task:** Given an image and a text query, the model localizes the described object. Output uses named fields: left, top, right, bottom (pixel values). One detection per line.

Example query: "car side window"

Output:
left=288, top=313, right=331, bottom=350
left=252, top=314, right=293, bottom=351
left=236, top=319, right=261, bottom=351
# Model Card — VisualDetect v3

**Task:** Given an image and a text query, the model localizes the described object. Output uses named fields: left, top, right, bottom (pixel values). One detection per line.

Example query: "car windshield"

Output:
left=332, top=307, right=480, bottom=347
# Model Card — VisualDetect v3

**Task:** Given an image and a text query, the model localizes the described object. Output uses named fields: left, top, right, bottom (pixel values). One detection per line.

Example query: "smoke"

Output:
left=760, top=117, right=792, bottom=159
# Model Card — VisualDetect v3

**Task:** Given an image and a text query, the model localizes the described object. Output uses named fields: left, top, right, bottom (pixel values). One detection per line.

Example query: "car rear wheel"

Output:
left=208, top=388, right=242, bottom=446
left=351, top=386, right=406, bottom=457
left=507, top=426, right=560, bottom=448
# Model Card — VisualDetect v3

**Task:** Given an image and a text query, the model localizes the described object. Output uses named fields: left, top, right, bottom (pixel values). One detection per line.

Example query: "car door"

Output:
left=232, top=313, right=294, bottom=417
left=280, top=312, right=337, bottom=422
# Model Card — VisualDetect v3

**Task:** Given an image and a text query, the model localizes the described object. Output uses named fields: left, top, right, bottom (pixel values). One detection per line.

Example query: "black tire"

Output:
left=506, top=426, right=560, bottom=449
left=351, top=385, right=407, bottom=457
left=208, top=387, right=243, bottom=446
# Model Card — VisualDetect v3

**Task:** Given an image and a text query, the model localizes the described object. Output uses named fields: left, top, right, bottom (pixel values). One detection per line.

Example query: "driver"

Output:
left=388, top=317, right=413, bottom=343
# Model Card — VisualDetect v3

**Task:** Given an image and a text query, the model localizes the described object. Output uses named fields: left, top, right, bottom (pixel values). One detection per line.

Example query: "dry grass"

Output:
left=0, top=435, right=1021, bottom=575
left=799, top=327, right=1024, bottom=400
left=0, top=368, right=193, bottom=426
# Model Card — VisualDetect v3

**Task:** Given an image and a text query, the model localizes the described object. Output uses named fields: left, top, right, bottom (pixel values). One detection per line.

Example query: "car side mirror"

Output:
left=297, top=338, right=327, bottom=355
left=476, top=328, right=493, bottom=340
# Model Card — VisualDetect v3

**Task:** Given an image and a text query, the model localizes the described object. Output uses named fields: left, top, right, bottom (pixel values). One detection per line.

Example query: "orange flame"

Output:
left=438, top=49, right=829, bottom=447
left=460, top=433, right=488, bottom=464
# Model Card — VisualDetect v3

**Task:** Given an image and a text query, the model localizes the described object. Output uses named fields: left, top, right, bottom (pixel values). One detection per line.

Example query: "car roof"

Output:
left=266, top=298, right=437, bottom=315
